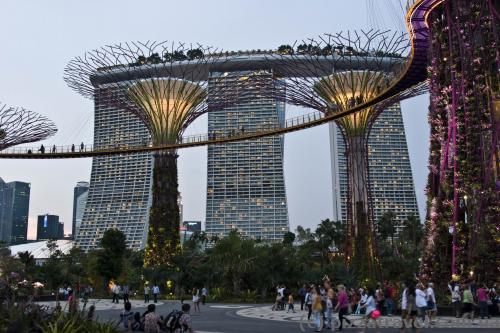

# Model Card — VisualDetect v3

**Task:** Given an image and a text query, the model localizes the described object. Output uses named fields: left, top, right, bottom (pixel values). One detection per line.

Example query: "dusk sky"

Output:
left=0, top=0, right=429, bottom=239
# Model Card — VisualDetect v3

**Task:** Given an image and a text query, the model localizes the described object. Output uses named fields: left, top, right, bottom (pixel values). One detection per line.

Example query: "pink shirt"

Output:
left=338, top=291, right=349, bottom=309
left=477, top=288, right=488, bottom=302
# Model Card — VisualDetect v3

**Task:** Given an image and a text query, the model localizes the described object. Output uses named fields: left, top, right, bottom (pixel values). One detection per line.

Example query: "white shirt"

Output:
left=360, top=293, right=368, bottom=304
left=416, top=289, right=427, bottom=308
left=426, top=287, right=436, bottom=303
left=365, top=295, right=376, bottom=315
left=202, top=288, right=207, bottom=296
left=401, top=288, right=408, bottom=310
left=152, top=286, right=159, bottom=294
left=278, top=288, right=285, bottom=297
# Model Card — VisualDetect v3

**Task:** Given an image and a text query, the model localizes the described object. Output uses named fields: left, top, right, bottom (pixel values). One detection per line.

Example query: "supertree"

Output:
left=64, top=41, right=254, bottom=267
left=260, top=30, right=427, bottom=278
left=420, top=0, right=499, bottom=285
left=0, top=102, right=57, bottom=150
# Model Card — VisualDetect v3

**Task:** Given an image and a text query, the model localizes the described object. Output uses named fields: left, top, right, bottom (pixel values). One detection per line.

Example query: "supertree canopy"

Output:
left=0, top=102, right=57, bottom=150
left=261, top=30, right=427, bottom=278
left=420, top=0, right=499, bottom=284
left=64, top=41, right=253, bottom=267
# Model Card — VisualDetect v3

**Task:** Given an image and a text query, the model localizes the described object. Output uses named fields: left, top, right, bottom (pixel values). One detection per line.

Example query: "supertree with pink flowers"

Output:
left=420, top=0, right=499, bottom=284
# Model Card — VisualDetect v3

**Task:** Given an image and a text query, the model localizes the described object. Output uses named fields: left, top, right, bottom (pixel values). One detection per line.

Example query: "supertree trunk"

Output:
left=345, top=134, right=378, bottom=278
left=144, top=150, right=180, bottom=268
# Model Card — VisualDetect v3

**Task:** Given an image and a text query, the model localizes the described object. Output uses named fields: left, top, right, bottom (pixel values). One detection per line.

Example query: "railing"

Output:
left=0, top=110, right=327, bottom=156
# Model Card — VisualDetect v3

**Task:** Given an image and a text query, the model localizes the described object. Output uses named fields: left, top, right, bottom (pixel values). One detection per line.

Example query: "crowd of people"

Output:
left=271, top=278, right=499, bottom=332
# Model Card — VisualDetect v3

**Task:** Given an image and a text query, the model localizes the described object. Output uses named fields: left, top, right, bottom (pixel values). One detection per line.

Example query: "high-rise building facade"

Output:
left=75, top=87, right=153, bottom=251
left=72, top=181, right=89, bottom=238
left=205, top=70, right=289, bottom=241
left=330, top=103, right=419, bottom=233
left=37, top=214, right=64, bottom=240
left=0, top=178, right=30, bottom=245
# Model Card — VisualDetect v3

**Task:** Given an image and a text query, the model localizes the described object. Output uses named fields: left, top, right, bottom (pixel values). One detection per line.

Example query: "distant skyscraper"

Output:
left=37, top=214, right=64, bottom=240
left=183, top=221, right=202, bottom=233
left=72, top=181, right=89, bottom=238
left=330, top=103, right=419, bottom=233
left=0, top=178, right=30, bottom=245
left=76, top=87, right=153, bottom=251
left=205, top=70, right=289, bottom=241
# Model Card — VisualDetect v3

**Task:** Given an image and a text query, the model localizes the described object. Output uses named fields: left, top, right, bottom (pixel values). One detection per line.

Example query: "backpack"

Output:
left=164, top=310, right=183, bottom=332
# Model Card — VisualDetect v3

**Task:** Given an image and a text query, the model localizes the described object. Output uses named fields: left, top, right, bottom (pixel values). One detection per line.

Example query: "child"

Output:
left=287, top=294, right=295, bottom=313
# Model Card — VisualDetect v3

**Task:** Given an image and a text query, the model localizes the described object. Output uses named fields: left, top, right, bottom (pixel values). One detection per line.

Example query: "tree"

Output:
left=282, top=231, right=295, bottom=246
left=378, top=212, right=397, bottom=252
left=187, top=48, right=204, bottom=60
left=209, top=230, right=257, bottom=295
left=400, top=215, right=424, bottom=257
left=277, top=45, right=294, bottom=55
left=96, top=229, right=127, bottom=292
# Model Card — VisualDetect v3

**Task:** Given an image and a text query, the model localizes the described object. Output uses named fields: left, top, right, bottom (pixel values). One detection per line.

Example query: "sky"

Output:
left=0, top=0, right=429, bottom=239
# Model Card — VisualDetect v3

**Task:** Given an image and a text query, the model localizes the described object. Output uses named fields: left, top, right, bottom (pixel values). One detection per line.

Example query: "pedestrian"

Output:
left=305, top=287, right=313, bottom=319
left=448, top=280, right=462, bottom=317
left=123, top=284, right=130, bottom=303
left=71, top=144, right=75, bottom=152
left=277, top=284, right=285, bottom=310
left=80, top=142, right=84, bottom=151
left=112, top=283, right=121, bottom=304
left=67, top=289, right=78, bottom=314
left=462, top=283, right=476, bottom=323
left=298, top=284, right=307, bottom=311
left=51, top=145, right=56, bottom=153
left=375, top=283, right=385, bottom=314
left=400, top=283, right=408, bottom=329
left=319, top=283, right=327, bottom=321
left=201, top=286, right=208, bottom=305
left=325, top=287, right=334, bottom=329
left=152, top=284, right=159, bottom=303
left=311, top=286, right=323, bottom=332
left=358, top=287, right=380, bottom=332
left=357, top=288, right=367, bottom=314
left=287, top=293, right=295, bottom=313
left=192, top=287, right=201, bottom=313
left=39, top=144, right=45, bottom=154
left=120, top=301, right=134, bottom=330
left=477, top=284, right=490, bottom=319
left=426, top=282, right=437, bottom=324
left=401, top=283, right=419, bottom=332
left=143, top=304, right=161, bottom=333
left=144, top=284, right=150, bottom=303
left=335, top=284, right=354, bottom=330
left=415, top=283, right=428, bottom=322
left=384, top=281, right=395, bottom=316
left=176, top=303, right=194, bottom=333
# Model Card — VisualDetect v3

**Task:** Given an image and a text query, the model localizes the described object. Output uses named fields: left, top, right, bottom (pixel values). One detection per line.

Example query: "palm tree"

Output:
left=378, top=212, right=397, bottom=253
left=209, top=230, right=257, bottom=295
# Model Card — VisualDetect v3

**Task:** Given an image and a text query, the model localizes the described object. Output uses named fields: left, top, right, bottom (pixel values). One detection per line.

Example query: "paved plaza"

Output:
left=39, top=299, right=500, bottom=332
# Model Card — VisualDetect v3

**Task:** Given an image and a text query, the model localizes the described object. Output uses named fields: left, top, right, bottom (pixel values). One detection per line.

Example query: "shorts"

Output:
left=463, top=303, right=473, bottom=312
left=426, top=301, right=436, bottom=311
